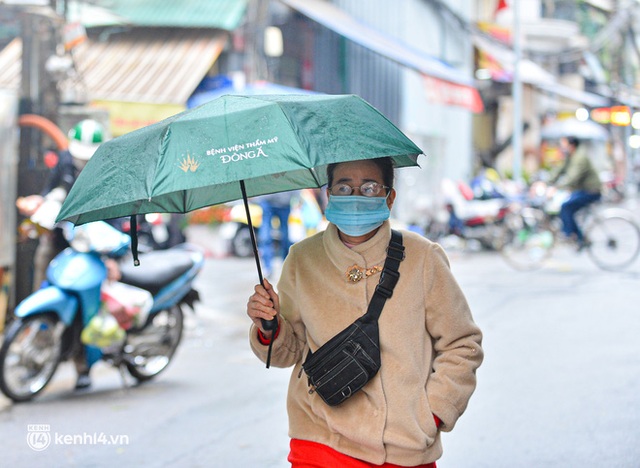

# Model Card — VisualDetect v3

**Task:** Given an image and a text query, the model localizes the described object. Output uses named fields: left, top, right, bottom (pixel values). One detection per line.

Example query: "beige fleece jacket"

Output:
left=250, top=221, right=483, bottom=465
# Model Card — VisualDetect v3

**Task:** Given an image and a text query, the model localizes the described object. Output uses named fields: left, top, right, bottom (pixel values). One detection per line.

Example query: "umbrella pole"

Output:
left=240, top=180, right=278, bottom=369
left=239, top=180, right=264, bottom=284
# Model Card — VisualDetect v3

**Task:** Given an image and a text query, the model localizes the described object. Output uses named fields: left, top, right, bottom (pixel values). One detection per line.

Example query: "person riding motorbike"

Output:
left=16, top=119, right=107, bottom=291
left=16, top=119, right=109, bottom=389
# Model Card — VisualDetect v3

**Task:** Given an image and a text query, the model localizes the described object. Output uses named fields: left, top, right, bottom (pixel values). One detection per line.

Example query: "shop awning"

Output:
left=75, top=28, right=227, bottom=105
left=0, top=29, right=227, bottom=104
left=474, top=34, right=555, bottom=86
left=473, top=34, right=609, bottom=107
left=90, top=0, right=248, bottom=30
left=0, top=29, right=228, bottom=134
left=278, top=0, right=483, bottom=112
left=66, top=0, right=131, bottom=28
left=0, top=38, right=20, bottom=92
left=535, top=82, right=609, bottom=108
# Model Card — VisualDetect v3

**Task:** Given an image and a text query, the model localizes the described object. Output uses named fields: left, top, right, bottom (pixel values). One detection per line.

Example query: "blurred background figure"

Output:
left=15, top=119, right=105, bottom=291
left=549, top=136, right=602, bottom=249
left=257, top=191, right=294, bottom=277
left=298, top=188, right=324, bottom=236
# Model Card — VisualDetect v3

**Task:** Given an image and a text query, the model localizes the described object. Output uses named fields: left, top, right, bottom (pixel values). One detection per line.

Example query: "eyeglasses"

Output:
left=328, top=181, right=389, bottom=197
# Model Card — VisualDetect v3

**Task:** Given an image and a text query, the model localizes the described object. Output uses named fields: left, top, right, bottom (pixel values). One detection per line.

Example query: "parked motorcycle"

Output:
left=0, top=221, right=203, bottom=402
left=109, top=213, right=187, bottom=252
left=428, top=177, right=512, bottom=251
left=218, top=198, right=315, bottom=258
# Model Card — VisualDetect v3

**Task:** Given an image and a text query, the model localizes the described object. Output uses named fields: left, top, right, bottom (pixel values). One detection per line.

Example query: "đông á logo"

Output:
left=27, top=424, right=51, bottom=451
left=178, top=153, right=200, bottom=172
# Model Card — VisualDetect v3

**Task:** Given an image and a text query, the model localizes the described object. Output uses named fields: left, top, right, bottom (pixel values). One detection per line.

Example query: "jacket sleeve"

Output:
left=249, top=246, right=307, bottom=368
left=424, top=244, right=483, bottom=432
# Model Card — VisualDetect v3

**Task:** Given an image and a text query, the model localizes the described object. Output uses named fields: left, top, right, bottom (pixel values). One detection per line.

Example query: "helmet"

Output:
left=68, top=119, right=105, bottom=161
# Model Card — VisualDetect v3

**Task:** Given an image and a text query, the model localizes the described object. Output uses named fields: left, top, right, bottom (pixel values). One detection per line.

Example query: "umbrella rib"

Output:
left=309, top=167, right=323, bottom=188
left=272, top=100, right=312, bottom=166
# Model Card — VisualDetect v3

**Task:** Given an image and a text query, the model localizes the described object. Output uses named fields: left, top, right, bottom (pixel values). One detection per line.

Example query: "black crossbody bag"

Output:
left=300, top=230, right=404, bottom=406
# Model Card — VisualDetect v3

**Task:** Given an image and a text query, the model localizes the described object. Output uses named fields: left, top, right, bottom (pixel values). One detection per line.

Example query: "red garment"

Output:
left=288, top=439, right=437, bottom=468
left=257, top=322, right=280, bottom=345
left=433, top=414, right=443, bottom=428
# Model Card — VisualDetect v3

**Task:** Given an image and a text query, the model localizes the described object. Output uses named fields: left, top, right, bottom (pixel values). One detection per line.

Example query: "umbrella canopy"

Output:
left=57, top=93, right=423, bottom=343
left=57, top=94, right=423, bottom=226
left=540, top=118, right=609, bottom=141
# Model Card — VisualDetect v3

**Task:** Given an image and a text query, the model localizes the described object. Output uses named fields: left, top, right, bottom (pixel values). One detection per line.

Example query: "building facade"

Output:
left=276, top=0, right=479, bottom=225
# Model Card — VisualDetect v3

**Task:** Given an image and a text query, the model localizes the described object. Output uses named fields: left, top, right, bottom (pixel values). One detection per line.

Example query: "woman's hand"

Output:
left=247, top=278, right=280, bottom=336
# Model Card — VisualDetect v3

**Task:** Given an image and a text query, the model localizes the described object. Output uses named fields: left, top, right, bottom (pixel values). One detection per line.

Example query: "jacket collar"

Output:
left=323, top=221, right=392, bottom=275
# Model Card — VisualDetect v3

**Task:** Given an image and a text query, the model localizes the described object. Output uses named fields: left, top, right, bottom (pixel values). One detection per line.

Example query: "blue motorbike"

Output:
left=0, top=221, right=203, bottom=402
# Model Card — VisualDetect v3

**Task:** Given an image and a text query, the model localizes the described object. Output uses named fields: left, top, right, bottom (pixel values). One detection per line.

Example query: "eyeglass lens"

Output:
left=330, top=181, right=386, bottom=196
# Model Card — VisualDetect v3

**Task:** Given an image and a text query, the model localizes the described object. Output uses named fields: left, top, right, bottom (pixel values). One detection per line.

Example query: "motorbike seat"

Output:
left=119, top=250, right=195, bottom=296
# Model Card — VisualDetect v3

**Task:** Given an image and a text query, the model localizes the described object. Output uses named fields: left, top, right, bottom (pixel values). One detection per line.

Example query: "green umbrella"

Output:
left=57, top=94, right=423, bottom=275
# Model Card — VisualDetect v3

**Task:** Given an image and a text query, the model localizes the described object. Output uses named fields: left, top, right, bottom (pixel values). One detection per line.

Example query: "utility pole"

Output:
left=245, top=0, right=270, bottom=84
left=511, top=0, right=523, bottom=184
left=14, top=1, right=61, bottom=303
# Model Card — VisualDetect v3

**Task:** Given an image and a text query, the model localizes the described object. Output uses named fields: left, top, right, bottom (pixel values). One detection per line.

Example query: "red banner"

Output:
left=422, top=75, right=484, bottom=113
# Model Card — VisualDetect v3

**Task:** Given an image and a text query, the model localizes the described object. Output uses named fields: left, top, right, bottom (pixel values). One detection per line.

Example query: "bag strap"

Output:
left=363, top=229, right=404, bottom=322
left=299, top=230, right=404, bottom=370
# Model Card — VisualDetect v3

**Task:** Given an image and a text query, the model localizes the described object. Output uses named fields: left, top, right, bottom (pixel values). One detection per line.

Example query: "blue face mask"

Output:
left=325, top=195, right=390, bottom=237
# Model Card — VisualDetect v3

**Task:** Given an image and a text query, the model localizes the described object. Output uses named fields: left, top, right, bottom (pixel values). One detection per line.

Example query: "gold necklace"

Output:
left=346, top=264, right=383, bottom=283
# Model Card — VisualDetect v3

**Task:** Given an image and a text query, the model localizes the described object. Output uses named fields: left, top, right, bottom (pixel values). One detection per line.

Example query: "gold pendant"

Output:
left=346, top=264, right=383, bottom=283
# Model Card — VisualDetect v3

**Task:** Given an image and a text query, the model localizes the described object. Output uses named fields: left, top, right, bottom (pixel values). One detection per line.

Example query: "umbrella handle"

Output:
left=240, top=180, right=278, bottom=336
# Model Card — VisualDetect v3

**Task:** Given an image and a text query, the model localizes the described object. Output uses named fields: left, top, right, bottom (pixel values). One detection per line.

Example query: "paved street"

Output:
left=440, top=245, right=640, bottom=467
left=1, top=224, right=639, bottom=467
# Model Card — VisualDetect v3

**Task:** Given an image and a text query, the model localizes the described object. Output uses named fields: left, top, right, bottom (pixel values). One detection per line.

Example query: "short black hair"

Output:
left=566, top=136, right=580, bottom=148
left=327, top=157, right=395, bottom=189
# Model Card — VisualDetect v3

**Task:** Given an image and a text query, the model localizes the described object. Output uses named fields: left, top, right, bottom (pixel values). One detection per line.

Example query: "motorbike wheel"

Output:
left=500, top=209, right=554, bottom=271
left=480, top=224, right=508, bottom=251
left=0, top=315, right=64, bottom=402
left=231, top=225, right=255, bottom=258
left=124, top=305, right=184, bottom=381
